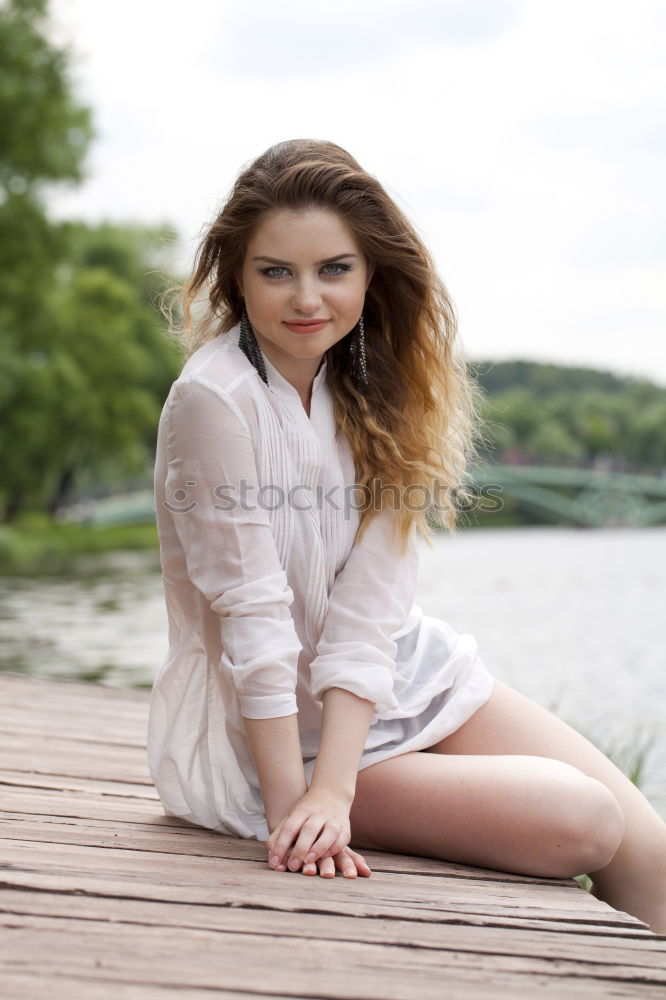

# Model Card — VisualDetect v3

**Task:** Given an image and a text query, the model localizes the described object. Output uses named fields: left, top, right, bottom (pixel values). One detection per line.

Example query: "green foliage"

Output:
left=0, top=0, right=93, bottom=189
left=526, top=421, right=585, bottom=464
left=0, top=512, right=159, bottom=575
left=0, top=219, right=183, bottom=519
left=0, top=0, right=183, bottom=522
left=470, top=359, right=638, bottom=398
left=472, top=360, right=666, bottom=473
left=601, top=732, right=656, bottom=789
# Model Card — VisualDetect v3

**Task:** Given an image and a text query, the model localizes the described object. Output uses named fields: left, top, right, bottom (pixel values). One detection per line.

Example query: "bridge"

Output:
left=467, top=464, right=666, bottom=528
left=59, top=466, right=666, bottom=529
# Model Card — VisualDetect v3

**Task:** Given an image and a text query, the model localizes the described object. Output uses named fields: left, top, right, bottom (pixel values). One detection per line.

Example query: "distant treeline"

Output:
left=469, top=360, right=666, bottom=475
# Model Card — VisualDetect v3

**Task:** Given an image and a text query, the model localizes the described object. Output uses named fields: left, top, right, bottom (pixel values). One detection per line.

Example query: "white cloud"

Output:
left=208, top=0, right=523, bottom=77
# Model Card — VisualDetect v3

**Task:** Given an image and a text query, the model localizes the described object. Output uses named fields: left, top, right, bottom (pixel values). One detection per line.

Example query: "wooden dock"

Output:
left=1, top=671, right=664, bottom=999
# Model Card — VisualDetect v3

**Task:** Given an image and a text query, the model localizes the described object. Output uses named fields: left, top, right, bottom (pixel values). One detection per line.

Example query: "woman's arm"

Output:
left=246, top=689, right=374, bottom=869
left=308, top=509, right=420, bottom=716
left=163, top=377, right=303, bottom=719
left=264, top=510, right=420, bottom=873
left=242, top=713, right=308, bottom=832
left=244, top=688, right=374, bottom=833
left=310, top=687, right=375, bottom=804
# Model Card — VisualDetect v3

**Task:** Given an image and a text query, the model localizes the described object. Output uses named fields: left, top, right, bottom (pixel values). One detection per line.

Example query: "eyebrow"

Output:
left=251, top=253, right=358, bottom=266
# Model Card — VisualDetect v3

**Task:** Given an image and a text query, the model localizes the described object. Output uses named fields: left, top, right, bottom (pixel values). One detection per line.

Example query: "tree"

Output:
left=0, top=0, right=93, bottom=190
left=0, top=0, right=182, bottom=520
left=472, top=361, right=666, bottom=474
left=526, top=422, right=585, bottom=465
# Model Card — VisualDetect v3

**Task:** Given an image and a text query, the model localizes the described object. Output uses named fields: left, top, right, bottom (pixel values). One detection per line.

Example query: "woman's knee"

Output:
left=542, top=764, right=625, bottom=878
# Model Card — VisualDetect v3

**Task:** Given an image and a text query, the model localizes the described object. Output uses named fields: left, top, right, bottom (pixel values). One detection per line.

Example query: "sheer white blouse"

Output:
left=147, top=322, right=493, bottom=840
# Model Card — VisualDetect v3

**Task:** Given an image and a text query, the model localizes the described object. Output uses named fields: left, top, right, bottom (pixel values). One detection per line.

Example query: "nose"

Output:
left=290, top=276, right=323, bottom=315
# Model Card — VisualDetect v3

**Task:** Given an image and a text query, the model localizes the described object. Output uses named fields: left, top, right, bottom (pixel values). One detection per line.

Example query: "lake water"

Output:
left=1, top=525, right=664, bottom=817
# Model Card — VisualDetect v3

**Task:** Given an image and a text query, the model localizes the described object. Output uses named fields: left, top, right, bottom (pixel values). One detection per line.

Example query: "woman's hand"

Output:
left=299, top=845, right=372, bottom=878
left=265, top=787, right=370, bottom=876
left=270, top=844, right=371, bottom=878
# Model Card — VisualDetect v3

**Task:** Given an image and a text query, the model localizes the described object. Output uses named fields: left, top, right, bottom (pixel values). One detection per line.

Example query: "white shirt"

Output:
left=147, top=322, right=493, bottom=840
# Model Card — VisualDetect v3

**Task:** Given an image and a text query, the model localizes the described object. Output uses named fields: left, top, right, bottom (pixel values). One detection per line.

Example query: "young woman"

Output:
left=148, top=139, right=665, bottom=933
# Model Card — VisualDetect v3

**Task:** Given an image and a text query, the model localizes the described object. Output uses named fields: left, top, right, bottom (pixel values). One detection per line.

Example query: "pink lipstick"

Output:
left=284, top=320, right=329, bottom=334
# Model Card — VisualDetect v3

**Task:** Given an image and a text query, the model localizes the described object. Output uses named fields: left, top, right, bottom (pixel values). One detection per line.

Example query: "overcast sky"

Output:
left=46, top=0, right=666, bottom=384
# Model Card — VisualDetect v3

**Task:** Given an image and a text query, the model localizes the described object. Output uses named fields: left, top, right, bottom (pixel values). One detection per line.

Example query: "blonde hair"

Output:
left=162, top=139, right=486, bottom=553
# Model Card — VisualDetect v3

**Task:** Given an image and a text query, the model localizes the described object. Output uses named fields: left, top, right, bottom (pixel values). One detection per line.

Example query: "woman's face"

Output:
left=237, top=207, right=373, bottom=381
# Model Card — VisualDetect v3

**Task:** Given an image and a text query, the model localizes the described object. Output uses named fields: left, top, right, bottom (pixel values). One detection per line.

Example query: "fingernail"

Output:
left=288, top=858, right=300, bottom=871
left=269, top=855, right=280, bottom=868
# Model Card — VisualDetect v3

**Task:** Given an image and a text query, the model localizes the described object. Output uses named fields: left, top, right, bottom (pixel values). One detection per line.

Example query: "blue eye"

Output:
left=260, top=266, right=290, bottom=279
left=258, top=262, right=352, bottom=279
left=321, top=262, right=352, bottom=276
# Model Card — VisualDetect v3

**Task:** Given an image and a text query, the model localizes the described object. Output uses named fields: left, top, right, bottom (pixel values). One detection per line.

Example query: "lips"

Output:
left=284, top=320, right=329, bottom=334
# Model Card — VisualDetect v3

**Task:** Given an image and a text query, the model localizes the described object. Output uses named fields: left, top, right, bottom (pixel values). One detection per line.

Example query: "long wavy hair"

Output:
left=162, top=139, right=486, bottom=553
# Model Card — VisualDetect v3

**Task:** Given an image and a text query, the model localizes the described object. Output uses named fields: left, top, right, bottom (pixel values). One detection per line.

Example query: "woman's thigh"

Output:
left=348, top=679, right=635, bottom=878
left=427, top=677, right=663, bottom=833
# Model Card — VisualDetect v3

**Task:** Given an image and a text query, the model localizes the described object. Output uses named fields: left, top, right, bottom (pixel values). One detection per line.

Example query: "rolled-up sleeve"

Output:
left=308, top=507, right=420, bottom=715
left=163, top=376, right=302, bottom=719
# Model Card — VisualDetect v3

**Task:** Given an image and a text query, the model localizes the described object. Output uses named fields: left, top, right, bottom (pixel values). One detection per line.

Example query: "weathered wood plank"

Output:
left=0, top=715, right=146, bottom=744
left=0, top=890, right=652, bottom=946
left=2, top=890, right=664, bottom=960
left=0, top=671, right=150, bottom=705
left=0, top=812, right=585, bottom=888
left=0, top=972, right=276, bottom=1000
left=0, top=770, right=159, bottom=799
left=3, top=918, right=665, bottom=998
left=0, top=735, right=151, bottom=782
left=0, top=789, right=172, bottom=825
left=0, top=838, right=643, bottom=928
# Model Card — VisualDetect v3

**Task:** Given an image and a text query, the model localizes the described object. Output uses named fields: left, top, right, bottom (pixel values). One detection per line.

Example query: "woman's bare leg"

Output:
left=431, top=678, right=666, bottom=931
left=349, top=679, right=666, bottom=932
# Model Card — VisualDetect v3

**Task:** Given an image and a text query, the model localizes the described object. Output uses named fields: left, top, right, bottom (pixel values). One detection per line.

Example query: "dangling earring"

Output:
left=349, top=313, right=368, bottom=394
left=239, top=306, right=269, bottom=386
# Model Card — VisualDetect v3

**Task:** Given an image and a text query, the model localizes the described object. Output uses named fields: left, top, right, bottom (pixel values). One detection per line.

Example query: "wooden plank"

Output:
left=0, top=834, right=596, bottom=907
left=0, top=713, right=146, bottom=743
left=3, top=917, right=665, bottom=998
left=0, top=839, right=642, bottom=927
left=0, top=695, right=147, bottom=718
left=0, top=972, right=276, bottom=1000
left=0, top=889, right=651, bottom=944
left=0, top=672, right=150, bottom=706
left=0, top=867, right=636, bottom=933
left=0, top=687, right=149, bottom=712
left=2, top=890, right=664, bottom=960
left=0, top=692, right=148, bottom=724
left=0, top=736, right=151, bottom=782
left=0, top=770, right=159, bottom=799
left=0, top=687, right=148, bottom=713
left=0, top=788, right=188, bottom=825
left=0, top=731, right=148, bottom=759
left=0, top=804, right=635, bottom=918
left=0, top=812, right=586, bottom=887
